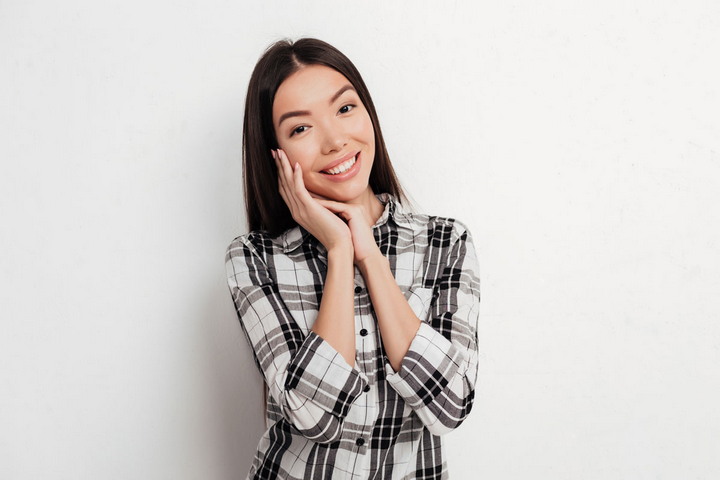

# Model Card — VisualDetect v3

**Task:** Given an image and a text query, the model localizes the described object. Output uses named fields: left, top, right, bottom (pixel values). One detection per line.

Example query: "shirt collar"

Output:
left=279, top=192, right=413, bottom=254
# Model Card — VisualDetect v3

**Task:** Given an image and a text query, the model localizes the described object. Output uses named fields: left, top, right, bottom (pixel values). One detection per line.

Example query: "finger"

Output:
left=276, top=159, right=299, bottom=218
left=273, top=151, right=292, bottom=206
left=315, top=201, right=349, bottom=224
left=315, top=198, right=349, bottom=210
left=316, top=200, right=365, bottom=224
left=276, top=148, right=293, bottom=185
left=277, top=176, right=292, bottom=211
left=277, top=149, right=300, bottom=212
left=315, top=198, right=349, bottom=216
left=293, top=161, right=315, bottom=204
left=275, top=149, right=290, bottom=184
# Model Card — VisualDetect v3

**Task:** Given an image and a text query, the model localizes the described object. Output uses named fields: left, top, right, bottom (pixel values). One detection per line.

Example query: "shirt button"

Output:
left=354, top=286, right=362, bottom=294
left=359, top=328, right=368, bottom=336
left=363, top=384, right=370, bottom=393
left=356, top=438, right=365, bottom=447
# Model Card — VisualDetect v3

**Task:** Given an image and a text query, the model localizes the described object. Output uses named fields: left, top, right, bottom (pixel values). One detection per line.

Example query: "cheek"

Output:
left=282, top=146, right=321, bottom=190
left=361, top=114, right=375, bottom=147
left=348, top=112, right=376, bottom=147
left=279, top=143, right=313, bottom=170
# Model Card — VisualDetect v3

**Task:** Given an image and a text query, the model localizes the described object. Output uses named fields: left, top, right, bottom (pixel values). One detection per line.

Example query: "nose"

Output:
left=320, top=123, right=347, bottom=155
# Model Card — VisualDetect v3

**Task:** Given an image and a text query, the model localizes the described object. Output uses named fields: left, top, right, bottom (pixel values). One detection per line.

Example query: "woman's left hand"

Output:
left=311, top=195, right=381, bottom=265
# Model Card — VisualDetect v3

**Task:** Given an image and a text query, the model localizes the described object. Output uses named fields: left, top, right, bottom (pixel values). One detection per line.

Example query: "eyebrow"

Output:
left=277, top=84, right=356, bottom=126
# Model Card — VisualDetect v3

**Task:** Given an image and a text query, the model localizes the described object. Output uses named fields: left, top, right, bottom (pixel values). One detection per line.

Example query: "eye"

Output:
left=290, top=125, right=308, bottom=137
left=338, top=104, right=355, bottom=114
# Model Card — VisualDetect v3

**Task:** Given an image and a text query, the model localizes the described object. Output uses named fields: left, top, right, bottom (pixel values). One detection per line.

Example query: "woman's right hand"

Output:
left=273, top=149, right=353, bottom=254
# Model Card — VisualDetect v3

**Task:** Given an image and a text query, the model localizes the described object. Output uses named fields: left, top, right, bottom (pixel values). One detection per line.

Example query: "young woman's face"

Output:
left=272, top=65, right=376, bottom=203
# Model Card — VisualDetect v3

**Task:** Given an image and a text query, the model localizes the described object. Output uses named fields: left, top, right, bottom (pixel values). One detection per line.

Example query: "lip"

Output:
left=321, top=151, right=359, bottom=172
left=320, top=152, right=361, bottom=182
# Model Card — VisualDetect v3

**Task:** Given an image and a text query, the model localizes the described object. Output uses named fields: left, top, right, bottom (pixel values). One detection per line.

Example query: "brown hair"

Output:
left=242, top=38, right=409, bottom=236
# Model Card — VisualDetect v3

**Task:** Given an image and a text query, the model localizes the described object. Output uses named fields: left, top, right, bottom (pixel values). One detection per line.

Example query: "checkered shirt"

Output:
left=225, top=192, right=481, bottom=479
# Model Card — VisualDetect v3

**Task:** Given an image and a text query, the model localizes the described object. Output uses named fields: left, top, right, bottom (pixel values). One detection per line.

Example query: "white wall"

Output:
left=2, top=1, right=719, bottom=478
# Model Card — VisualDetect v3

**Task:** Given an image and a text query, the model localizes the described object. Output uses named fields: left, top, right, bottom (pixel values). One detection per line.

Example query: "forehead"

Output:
left=273, top=65, right=353, bottom=114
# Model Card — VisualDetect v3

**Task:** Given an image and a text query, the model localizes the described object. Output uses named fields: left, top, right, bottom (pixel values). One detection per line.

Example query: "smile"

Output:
left=320, top=153, right=362, bottom=182
left=323, top=155, right=357, bottom=175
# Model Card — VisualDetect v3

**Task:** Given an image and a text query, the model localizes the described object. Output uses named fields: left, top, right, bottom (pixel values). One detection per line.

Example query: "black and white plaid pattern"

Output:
left=225, top=193, right=481, bottom=479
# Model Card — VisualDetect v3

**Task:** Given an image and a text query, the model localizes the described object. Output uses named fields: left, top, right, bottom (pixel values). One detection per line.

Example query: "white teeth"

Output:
left=325, top=156, right=356, bottom=175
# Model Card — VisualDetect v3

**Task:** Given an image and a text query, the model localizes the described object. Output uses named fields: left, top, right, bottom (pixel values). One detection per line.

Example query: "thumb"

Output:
left=315, top=198, right=347, bottom=212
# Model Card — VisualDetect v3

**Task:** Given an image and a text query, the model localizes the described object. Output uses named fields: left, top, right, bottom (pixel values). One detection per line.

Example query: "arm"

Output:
left=357, top=254, right=420, bottom=372
left=311, top=247, right=357, bottom=367
left=359, top=221, right=481, bottom=435
left=225, top=237, right=365, bottom=444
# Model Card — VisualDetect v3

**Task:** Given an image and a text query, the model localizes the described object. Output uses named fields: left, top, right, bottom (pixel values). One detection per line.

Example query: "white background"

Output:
left=2, top=1, right=719, bottom=478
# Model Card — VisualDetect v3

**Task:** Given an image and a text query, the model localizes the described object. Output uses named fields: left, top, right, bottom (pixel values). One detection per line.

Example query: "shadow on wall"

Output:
left=192, top=99, right=264, bottom=477
left=202, top=274, right=264, bottom=479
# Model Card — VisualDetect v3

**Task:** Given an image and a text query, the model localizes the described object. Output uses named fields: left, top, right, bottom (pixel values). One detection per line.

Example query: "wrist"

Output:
left=357, top=251, right=388, bottom=276
left=327, top=243, right=354, bottom=262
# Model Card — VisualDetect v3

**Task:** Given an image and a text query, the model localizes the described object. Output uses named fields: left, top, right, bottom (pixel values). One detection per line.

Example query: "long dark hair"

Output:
left=242, top=38, right=409, bottom=236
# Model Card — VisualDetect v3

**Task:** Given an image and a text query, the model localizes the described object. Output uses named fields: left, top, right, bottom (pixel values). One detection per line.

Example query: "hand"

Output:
left=273, top=149, right=353, bottom=253
left=311, top=197, right=382, bottom=265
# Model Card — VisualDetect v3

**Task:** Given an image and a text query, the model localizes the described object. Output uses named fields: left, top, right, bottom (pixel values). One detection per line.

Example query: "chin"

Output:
left=329, top=184, right=371, bottom=203
left=307, top=179, right=364, bottom=202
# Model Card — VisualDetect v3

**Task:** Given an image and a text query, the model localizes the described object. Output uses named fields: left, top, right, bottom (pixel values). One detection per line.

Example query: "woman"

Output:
left=225, top=38, right=481, bottom=479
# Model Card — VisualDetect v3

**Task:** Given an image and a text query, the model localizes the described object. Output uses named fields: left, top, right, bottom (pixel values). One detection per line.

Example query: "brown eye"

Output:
left=339, top=104, right=355, bottom=114
left=290, top=125, right=308, bottom=137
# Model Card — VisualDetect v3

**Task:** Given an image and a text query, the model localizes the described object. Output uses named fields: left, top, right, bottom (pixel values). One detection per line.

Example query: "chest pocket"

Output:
left=405, top=286, right=435, bottom=323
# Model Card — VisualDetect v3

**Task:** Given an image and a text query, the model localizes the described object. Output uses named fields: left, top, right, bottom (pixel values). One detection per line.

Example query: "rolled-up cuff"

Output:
left=384, top=323, right=465, bottom=407
left=285, top=331, right=368, bottom=417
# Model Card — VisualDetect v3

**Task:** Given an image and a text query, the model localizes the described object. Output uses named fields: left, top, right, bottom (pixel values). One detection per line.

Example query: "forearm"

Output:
left=358, top=253, right=421, bottom=372
left=312, top=247, right=357, bottom=367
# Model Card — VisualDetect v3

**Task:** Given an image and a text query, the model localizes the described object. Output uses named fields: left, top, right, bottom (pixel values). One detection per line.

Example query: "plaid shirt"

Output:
left=225, top=193, right=481, bottom=479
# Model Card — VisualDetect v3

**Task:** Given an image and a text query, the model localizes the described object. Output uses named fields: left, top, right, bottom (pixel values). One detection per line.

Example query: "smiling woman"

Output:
left=272, top=65, right=376, bottom=203
left=225, top=38, right=481, bottom=480
left=240, top=38, right=405, bottom=239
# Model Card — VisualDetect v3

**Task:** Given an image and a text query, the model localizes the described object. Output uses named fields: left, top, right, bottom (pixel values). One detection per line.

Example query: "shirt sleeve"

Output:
left=225, top=235, right=369, bottom=444
left=384, top=221, right=480, bottom=436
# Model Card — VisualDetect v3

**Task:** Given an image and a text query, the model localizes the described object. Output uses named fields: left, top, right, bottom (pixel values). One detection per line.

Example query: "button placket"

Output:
left=355, top=282, right=370, bottom=340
